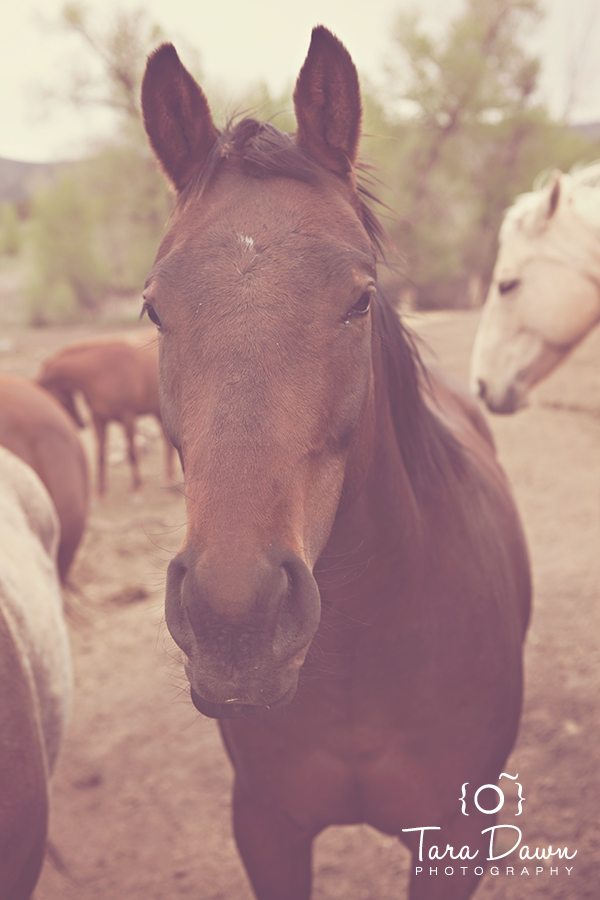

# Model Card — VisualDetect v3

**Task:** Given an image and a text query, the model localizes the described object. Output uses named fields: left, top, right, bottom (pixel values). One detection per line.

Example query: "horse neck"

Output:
left=578, top=226, right=600, bottom=314
left=319, top=312, right=452, bottom=590
left=549, top=205, right=600, bottom=305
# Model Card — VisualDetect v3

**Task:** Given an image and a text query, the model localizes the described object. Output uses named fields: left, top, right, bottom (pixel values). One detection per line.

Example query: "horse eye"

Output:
left=498, top=279, right=520, bottom=296
left=350, top=291, right=373, bottom=317
left=141, top=302, right=162, bottom=329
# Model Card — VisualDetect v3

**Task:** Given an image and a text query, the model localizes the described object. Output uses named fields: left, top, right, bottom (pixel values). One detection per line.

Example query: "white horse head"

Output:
left=470, top=162, right=600, bottom=413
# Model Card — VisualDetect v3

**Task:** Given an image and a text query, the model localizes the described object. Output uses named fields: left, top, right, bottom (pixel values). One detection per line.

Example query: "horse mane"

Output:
left=374, top=293, right=465, bottom=491
left=502, top=159, right=600, bottom=239
left=180, top=117, right=464, bottom=490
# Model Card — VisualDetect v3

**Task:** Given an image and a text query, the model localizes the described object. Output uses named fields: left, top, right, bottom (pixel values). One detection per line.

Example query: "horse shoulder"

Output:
left=0, top=447, right=71, bottom=897
left=0, top=607, right=49, bottom=900
left=50, top=342, right=137, bottom=417
left=97, top=340, right=156, bottom=413
left=0, top=448, right=72, bottom=770
left=122, top=340, right=160, bottom=414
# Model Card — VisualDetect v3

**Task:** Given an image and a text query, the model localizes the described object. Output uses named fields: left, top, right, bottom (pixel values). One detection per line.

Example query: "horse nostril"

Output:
left=477, top=379, right=487, bottom=401
left=271, top=555, right=321, bottom=660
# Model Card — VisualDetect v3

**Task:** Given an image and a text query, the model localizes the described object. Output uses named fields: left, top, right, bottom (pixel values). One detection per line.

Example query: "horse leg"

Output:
left=122, top=415, right=142, bottom=496
left=92, top=415, right=107, bottom=499
left=232, top=780, right=314, bottom=900
left=2, top=814, right=47, bottom=900
left=405, top=810, right=495, bottom=900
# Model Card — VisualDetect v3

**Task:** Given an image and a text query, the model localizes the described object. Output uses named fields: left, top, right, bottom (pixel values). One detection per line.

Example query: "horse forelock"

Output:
left=500, top=191, right=546, bottom=240
left=176, top=117, right=387, bottom=258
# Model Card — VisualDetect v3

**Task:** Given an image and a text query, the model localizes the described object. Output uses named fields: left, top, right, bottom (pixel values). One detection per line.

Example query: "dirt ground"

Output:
left=0, top=307, right=598, bottom=900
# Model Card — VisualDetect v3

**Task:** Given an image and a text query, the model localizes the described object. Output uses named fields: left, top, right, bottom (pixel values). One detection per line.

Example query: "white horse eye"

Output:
left=498, top=279, right=520, bottom=295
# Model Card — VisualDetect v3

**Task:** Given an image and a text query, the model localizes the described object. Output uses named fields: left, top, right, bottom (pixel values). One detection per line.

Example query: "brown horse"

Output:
left=0, top=373, right=88, bottom=582
left=141, top=28, right=531, bottom=900
left=37, top=335, right=175, bottom=498
left=0, top=446, right=71, bottom=900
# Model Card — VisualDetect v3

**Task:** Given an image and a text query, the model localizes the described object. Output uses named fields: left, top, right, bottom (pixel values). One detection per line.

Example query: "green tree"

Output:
left=27, top=170, right=109, bottom=324
left=0, top=204, right=21, bottom=257
left=83, top=140, right=173, bottom=292
left=28, top=4, right=174, bottom=323
left=380, top=0, right=597, bottom=308
left=51, top=2, right=166, bottom=121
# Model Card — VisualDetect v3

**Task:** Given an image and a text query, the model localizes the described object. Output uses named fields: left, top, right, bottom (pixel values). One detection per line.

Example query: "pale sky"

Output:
left=2, top=0, right=600, bottom=163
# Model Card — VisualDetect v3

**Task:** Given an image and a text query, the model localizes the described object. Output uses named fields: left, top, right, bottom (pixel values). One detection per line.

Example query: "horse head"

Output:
left=470, top=169, right=600, bottom=413
left=141, top=28, right=381, bottom=717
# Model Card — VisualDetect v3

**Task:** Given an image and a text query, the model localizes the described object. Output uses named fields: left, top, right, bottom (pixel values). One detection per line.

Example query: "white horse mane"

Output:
left=501, top=160, right=600, bottom=240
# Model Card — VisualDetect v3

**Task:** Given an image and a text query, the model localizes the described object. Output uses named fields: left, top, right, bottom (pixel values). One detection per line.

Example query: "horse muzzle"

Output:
left=189, top=682, right=298, bottom=719
left=476, top=378, right=525, bottom=415
left=165, top=545, right=321, bottom=717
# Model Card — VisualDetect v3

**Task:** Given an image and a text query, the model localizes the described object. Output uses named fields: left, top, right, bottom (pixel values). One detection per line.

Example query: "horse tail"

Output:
left=59, top=389, right=86, bottom=429
left=38, top=379, right=86, bottom=430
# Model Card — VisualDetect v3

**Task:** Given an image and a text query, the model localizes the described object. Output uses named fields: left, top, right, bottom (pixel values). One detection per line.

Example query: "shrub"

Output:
left=27, top=171, right=109, bottom=324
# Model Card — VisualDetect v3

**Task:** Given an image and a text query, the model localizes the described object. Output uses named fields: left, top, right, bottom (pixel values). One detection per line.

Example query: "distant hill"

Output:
left=0, top=157, right=63, bottom=205
left=569, top=122, right=600, bottom=144
left=1, top=120, right=599, bottom=206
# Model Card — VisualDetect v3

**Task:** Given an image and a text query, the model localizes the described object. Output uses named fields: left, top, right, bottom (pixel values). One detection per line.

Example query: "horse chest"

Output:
left=222, top=690, right=443, bottom=832
left=221, top=607, right=429, bottom=819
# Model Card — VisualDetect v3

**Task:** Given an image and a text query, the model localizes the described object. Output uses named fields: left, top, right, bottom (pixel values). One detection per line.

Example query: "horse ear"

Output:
left=546, top=171, right=561, bottom=220
left=293, top=26, right=362, bottom=180
left=141, top=43, right=219, bottom=193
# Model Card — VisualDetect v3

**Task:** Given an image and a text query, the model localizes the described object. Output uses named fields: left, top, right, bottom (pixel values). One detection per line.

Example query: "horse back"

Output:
left=0, top=374, right=89, bottom=582
left=37, top=336, right=160, bottom=421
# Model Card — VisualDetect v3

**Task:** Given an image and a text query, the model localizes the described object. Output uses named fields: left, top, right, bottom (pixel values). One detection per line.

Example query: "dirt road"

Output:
left=1, top=308, right=597, bottom=899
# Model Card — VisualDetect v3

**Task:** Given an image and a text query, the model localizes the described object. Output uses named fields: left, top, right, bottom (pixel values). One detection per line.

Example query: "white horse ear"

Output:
left=546, top=171, right=561, bottom=220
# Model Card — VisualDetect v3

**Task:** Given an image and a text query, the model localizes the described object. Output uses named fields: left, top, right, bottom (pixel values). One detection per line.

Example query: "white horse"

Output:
left=0, top=446, right=72, bottom=900
left=470, top=161, right=600, bottom=413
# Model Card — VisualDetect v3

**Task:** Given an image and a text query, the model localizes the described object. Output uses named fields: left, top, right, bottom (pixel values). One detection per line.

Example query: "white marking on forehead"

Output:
left=238, top=234, right=255, bottom=251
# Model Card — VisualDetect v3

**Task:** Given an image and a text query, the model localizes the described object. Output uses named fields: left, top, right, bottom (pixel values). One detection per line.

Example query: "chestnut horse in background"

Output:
left=0, top=373, right=88, bottom=582
left=141, top=28, right=531, bottom=900
left=0, top=446, right=71, bottom=900
left=37, top=336, right=175, bottom=498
